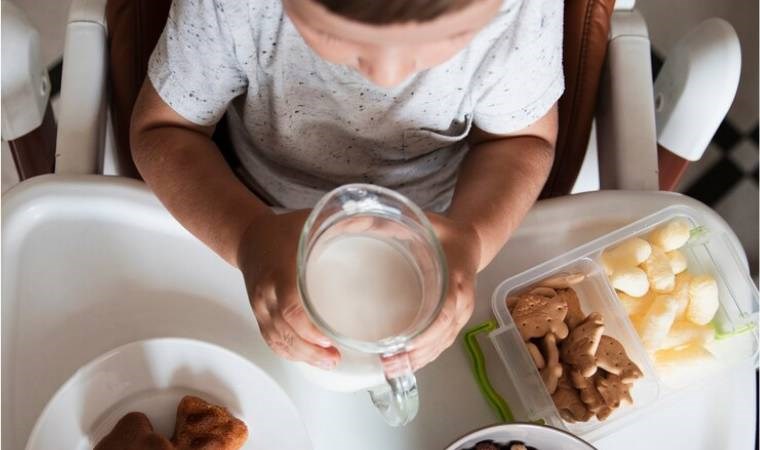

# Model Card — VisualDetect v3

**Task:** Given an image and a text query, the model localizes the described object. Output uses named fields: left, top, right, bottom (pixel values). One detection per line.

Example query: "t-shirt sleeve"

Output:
left=148, top=0, right=248, bottom=126
left=472, top=0, right=565, bottom=135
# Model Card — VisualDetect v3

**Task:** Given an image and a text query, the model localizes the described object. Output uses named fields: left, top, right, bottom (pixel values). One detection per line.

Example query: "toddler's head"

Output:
left=283, top=0, right=501, bottom=87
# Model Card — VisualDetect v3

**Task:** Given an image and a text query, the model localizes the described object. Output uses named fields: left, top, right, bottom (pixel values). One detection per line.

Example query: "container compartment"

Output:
left=490, top=258, right=660, bottom=441
left=592, top=208, right=759, bottom=389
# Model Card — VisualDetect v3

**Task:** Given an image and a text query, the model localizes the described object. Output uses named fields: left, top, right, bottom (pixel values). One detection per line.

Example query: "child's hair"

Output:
left=314, top=0, right=478, bottom=25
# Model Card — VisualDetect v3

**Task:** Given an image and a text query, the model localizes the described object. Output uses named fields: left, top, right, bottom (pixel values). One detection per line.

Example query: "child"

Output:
left=131, top=0, right=563, bottom=372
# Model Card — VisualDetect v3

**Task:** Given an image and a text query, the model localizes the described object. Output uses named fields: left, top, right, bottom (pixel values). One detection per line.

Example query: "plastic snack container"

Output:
left=470, top=205, right=759, bottom=442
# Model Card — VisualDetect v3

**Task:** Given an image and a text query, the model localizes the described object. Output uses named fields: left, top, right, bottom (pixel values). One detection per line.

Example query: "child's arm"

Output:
left=131, top=83, right=339, bottom=368
left=131, top=83, right=266, bottom=266
left=409, top=105, right=558, bottom=370
left=450, top=104, right=558, bottom=269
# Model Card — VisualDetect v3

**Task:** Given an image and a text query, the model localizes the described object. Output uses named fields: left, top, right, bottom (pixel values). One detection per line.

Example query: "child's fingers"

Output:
left=409, top=322, right=461, bottom=370
left=338, top=216, right=375, bottom=234
left=250, top=282, right=339, bottom=368
left=380, top=353, right=414, bottom=378
left=280, top=300, right=334, bottom=348
left=409, top=344, right=442, bottom=371
left=410, top=267, right=475, bottom=353
left=269, top=313, right=339, bottom=369
left=277, top=279, right=335, bottom=348
left=409, top=296, right=456, bottom=352
left=407, top=315, right=456, bottom=370
left=274, top=279, right=341, bottom=368
left=408, top=280, right=473, bottom=370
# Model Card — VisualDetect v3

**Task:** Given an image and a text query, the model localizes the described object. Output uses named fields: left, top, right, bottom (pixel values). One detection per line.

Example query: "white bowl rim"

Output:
left=444, top=422, right=597, bottom=450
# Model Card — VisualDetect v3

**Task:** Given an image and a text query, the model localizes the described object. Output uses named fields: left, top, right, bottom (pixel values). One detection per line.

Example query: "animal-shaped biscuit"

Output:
left=539, top=333, right=562, bottom=394
left=560, top=313, right=605, bottom=377
left=556, top=288, right=585, bottom=329
left=526, top=342, right=545, bottom=369
left=595, top=373, right=633, bottom=409
left=551, top=384, right=592, bottom=423
left=594, top=405, right=614, bottom=421
left=94, top=412, right=174, bottom=450
left=556, top=365, right=574, bottom=391
left=596, top=335, right=643, bottom=383
left=569, top=370, right=612, bottom=420
left=506, top=296, right=519, bottom=313
left=511, top=294, right=569, bottom=340
left=172, top=396, right=248, bottom=450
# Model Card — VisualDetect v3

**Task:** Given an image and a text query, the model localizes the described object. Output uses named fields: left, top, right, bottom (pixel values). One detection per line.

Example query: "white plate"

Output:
left=445, top=423, right=596, bottom=450
left=25, top=338, right=312, bottom=450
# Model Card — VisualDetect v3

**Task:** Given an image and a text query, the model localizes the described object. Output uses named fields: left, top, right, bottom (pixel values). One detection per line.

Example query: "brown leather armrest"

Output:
left=107, top=0, right=172, bottom=179
left=657, top=144, right=690, bottom=191
left=7, top=103, right=57, bottom=180
left=543, top=0, right=616, bottom=198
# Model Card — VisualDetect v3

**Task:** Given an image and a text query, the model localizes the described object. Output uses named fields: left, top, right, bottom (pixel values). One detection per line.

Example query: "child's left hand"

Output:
left=407, top=213, right=482, bottom=370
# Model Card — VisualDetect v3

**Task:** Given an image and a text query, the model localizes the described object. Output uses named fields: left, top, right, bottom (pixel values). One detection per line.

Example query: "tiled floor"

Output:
left=3, top=0, right=758, bottom=278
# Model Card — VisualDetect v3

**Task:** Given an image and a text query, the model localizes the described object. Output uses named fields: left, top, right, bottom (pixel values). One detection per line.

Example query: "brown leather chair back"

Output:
left=107, top=0, right=171, bottom=178
left=550, top=0, right=615, bottom=196
left=106, top=0, right=615, bottom=196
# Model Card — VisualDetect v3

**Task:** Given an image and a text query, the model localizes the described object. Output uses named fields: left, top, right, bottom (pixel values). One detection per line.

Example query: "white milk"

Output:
left=299, top=234, right=422, bottom=392
left=306, top=234, right=422, bottom=341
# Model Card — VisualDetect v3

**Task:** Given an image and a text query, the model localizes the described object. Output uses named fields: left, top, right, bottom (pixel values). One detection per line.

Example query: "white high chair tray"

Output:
left=2, top=175, right=756, bottom=450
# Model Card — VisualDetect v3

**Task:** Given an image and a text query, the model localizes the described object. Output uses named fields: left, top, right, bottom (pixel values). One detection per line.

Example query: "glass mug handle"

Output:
left=367, top=351, right=419, bottom=427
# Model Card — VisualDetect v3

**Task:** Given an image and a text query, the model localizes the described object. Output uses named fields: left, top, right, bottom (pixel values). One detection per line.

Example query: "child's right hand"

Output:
left=237, top=210, right=341, bottom=370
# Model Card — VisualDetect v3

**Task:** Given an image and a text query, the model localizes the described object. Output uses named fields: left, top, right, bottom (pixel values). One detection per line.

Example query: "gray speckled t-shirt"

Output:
left=148, top=0, right=564, bottom=211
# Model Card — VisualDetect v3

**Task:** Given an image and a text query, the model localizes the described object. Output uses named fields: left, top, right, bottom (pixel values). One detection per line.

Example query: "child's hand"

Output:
left=407, top=213, right=481, bottom=370
left=238, top=210, right=341, bottom=370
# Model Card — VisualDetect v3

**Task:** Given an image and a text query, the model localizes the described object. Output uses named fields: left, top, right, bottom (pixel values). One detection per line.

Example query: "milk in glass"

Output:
left=299, top=233, right=423, bottom=391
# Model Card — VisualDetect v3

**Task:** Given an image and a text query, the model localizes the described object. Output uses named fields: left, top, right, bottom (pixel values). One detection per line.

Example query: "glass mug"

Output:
left=296, top=184, right=447, bottom=426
